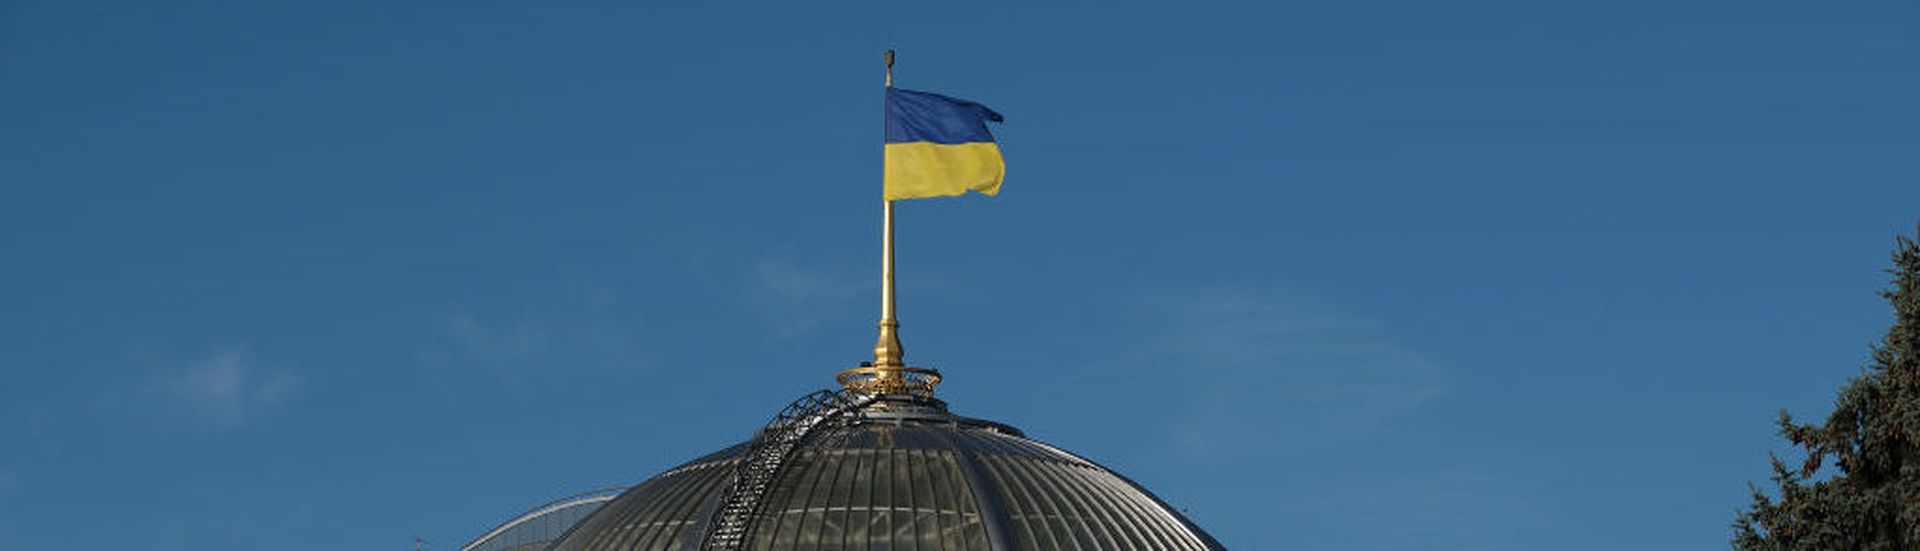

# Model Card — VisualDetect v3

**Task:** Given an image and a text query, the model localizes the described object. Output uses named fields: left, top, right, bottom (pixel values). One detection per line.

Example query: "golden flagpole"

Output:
left=840, top=49, right=944, bottom=398
left=870, top=50, right=907, bottom=385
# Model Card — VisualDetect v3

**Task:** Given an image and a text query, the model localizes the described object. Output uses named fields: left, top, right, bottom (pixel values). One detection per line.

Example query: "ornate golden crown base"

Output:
left=836, top=366, right=942, bottom=398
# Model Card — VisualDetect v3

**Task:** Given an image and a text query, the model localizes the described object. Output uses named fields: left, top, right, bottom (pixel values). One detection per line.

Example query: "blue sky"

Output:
left=2, top=1, right=1917, bottom=549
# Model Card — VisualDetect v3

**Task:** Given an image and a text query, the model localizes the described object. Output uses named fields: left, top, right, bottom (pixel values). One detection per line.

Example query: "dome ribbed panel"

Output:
left=549, top=416, right=1224, bottom=551
left=744, top=444, right=992, bottom=551
left=979, top=456, right=1213, bottom=551
left=554, top=457, right=738, bottom=551
left=464, top=489, right=623, bottom=551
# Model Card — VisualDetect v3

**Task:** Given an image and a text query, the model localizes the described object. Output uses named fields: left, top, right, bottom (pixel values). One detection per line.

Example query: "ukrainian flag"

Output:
left=884, top=88, right=1005, bottom=200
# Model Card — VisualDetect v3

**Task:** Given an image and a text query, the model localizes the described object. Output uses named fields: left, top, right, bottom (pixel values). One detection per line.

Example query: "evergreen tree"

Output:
left=1734, top=229, right=1920, bottom=550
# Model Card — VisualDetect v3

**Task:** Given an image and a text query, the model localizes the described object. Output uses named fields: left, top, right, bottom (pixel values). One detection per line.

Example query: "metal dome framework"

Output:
left=461, top=487, right=626, bottom=551
left=548, top=390, right=1225, bottom=551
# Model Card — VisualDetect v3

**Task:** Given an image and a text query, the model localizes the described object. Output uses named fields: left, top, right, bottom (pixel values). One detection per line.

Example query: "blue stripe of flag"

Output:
left=884, top=88, right=1004, bottom=145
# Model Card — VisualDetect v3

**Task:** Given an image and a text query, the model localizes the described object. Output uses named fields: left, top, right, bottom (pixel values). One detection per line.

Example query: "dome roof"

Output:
left=550, top=395, right=1224, bottom=551
left=461, top=488, right=624, bottom=551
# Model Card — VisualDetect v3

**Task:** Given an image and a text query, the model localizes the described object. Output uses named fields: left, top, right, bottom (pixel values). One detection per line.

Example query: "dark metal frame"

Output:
left=696, top=389, right=878, bottom=551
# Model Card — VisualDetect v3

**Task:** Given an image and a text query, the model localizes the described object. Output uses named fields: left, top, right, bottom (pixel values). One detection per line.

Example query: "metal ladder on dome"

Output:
left=697, top=389, right=875, bottom=551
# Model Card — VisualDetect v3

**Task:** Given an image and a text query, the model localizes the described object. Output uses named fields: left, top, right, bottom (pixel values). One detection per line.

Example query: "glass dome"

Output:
left=462, top=487, right=625, bottom=551
left=549, top=396, right=1224, bottom=551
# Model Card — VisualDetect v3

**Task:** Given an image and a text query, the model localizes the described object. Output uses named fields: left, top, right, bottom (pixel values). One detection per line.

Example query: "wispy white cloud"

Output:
left=155, top=346, right=298, bottom=426
left=751, top=257, right=860, bottom=334
left=419, top=290, right=651, bottom=376
left=440, top=314, right=553, bottom=368
left=1275, top=470, right=1558, bottom=549
left=1116, top=285, right=1563, bottom=549
left=1139, top=285, right=1450, bottom=460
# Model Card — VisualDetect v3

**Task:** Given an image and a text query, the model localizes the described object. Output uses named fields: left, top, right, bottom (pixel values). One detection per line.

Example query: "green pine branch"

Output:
left=1733, top=228, right=1920, bottom=550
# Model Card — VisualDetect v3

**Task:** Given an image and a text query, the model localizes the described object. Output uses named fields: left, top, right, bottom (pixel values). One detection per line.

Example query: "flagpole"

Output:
left=872, top=50, right=906, bottom=382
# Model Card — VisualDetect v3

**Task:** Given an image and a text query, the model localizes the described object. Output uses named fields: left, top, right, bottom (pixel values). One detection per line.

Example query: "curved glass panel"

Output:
left=463, top=488, right=625, bottom=551
left=551, top=414, right=1223, bottom=551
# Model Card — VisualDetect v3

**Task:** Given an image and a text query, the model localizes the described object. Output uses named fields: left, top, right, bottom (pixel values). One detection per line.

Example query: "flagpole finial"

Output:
left=884, top=49, right=895, bottom=88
